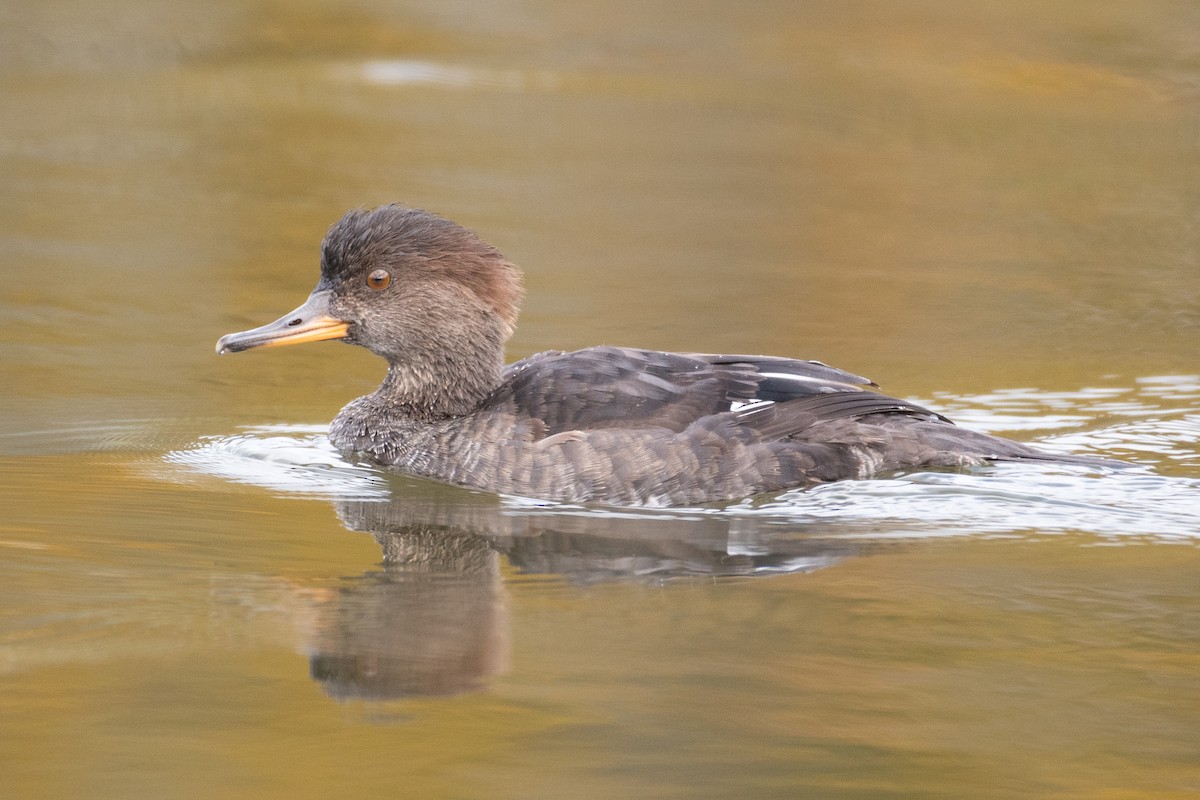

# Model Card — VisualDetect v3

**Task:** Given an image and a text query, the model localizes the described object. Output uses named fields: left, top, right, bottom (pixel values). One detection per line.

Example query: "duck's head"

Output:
left=216, top=205, right=524, bottom=413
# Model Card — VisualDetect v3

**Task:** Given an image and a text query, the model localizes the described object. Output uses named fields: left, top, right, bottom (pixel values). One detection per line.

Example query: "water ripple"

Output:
left=164, top=424, right=390, bottom=499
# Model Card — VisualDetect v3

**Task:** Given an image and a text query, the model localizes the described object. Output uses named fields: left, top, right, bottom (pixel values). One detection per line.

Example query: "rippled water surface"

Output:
left=3, top=1, right=1199, bottom=798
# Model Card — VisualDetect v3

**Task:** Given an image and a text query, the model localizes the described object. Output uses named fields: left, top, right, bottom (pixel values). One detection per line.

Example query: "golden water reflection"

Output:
left=2, top=0, right=1199, bottom=797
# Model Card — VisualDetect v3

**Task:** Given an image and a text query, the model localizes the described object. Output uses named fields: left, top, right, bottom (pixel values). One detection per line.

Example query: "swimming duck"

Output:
left=216, top=204, right=1108, bottom=506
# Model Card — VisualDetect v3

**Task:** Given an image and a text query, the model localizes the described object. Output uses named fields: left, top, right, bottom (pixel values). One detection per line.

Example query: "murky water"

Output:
left=2, top=1, right=1198, bottom=797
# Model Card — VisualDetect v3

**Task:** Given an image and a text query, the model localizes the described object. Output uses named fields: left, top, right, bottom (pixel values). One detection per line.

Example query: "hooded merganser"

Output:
left=216, top=205, right=1111, bottom=506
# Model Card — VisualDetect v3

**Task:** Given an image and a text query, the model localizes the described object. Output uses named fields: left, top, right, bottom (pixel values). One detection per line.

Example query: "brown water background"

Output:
left=2, top=2, right=1199, bottom=798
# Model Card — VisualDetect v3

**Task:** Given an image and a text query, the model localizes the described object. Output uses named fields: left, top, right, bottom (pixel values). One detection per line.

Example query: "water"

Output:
left=2, top=1, right=1199, bottom=797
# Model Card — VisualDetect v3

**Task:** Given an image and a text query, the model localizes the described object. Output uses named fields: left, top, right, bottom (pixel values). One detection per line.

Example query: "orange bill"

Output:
left=216, top=290, right=349, bottom=354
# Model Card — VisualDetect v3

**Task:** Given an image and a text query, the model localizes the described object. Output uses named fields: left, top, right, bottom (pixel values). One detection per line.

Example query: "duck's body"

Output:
left=217, top=205, right=1111, bottom=507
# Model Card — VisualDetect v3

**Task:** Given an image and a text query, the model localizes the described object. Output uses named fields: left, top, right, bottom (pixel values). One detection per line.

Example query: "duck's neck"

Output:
left=373, top=337, right=505, bottom=420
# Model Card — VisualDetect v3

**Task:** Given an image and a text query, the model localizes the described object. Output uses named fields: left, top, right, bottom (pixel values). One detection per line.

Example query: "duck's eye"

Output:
left=366, top=269, right=391, bottom=291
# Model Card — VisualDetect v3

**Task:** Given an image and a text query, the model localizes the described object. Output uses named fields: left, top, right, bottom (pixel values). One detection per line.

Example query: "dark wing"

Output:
left=687, top=353, right=877, bottom=399
left=456, top=347, right=1117, bottom=504
left=734, top=390, right=1119, bottom=470
left=494, top=347, right=882, bottom=436
left=735, top=390, right=952, bottom=440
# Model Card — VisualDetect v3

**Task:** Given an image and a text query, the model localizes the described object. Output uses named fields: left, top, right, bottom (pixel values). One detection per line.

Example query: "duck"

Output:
left=216, top=204, right=1112, bottom=507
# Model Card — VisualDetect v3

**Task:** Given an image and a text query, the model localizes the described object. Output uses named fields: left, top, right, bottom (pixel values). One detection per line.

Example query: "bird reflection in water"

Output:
left=301, top=480, right=862, bottom=701
left=307, top=524, right=507, bottom=700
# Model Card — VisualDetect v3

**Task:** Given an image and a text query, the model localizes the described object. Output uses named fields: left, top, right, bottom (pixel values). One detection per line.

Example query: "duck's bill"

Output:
left=216, top=290, right=350, bottom=354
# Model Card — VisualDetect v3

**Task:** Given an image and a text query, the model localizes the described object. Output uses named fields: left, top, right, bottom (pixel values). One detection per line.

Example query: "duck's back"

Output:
left=335, top=346, right=1093, bottom=506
